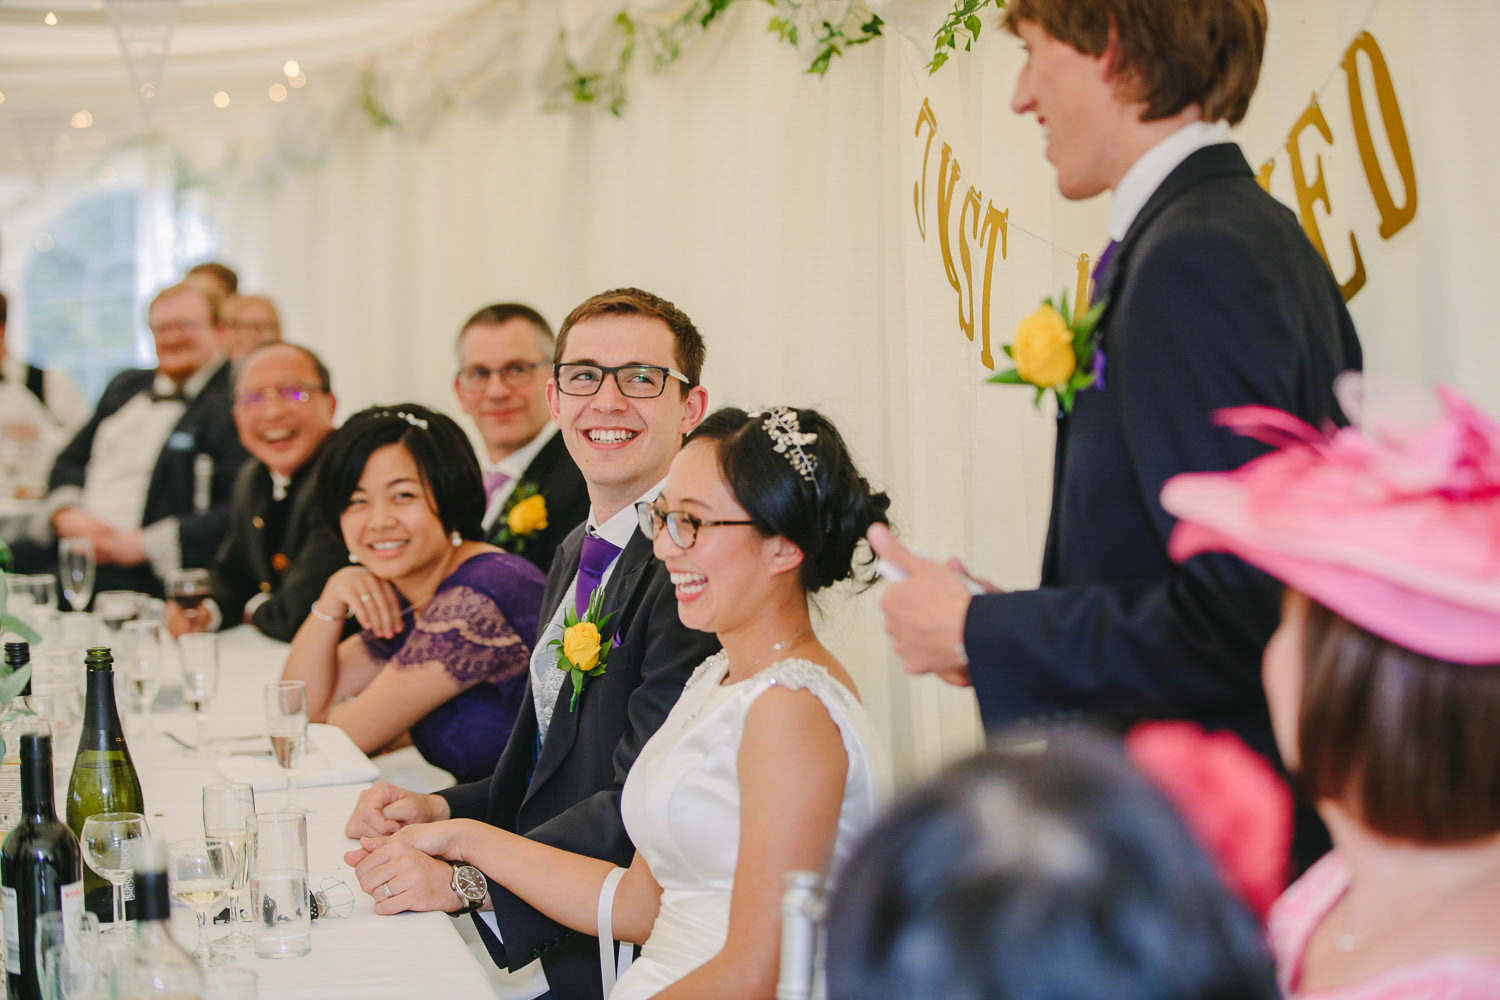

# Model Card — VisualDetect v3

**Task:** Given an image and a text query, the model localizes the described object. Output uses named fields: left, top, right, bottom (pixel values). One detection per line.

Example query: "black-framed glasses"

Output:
left=233, top=383, right=322, bottom=409
left=554, top=363, right=691, bottom=399
left=457, top=361, right=547, bottom=391
left=636, top=501, right=754, bottom=549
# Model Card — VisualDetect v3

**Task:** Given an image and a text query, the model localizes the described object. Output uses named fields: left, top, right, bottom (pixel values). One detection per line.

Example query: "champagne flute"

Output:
left=119, top=620, right=161, bottom=739
left=36, top=910, right=101, bottom=1000
left=263, top=682, right=310, bottom=813
left=167, top=837, right=232, bottom=967
left=58, top=537, right=96, bottom=612
left=201, top=782, right=257, bottom=949
left=178, top=632, right=219, bottom=753
left=80, top=811, right=149, bottom=938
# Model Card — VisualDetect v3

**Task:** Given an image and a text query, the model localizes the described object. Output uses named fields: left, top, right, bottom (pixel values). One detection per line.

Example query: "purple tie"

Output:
left=1092, top=239, right=1119, bottom=283
left=574, top=532, right=622, bottom=617
left=483, top=470, right=512, bottom=508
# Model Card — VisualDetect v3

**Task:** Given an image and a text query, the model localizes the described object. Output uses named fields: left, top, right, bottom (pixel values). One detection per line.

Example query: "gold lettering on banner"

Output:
left=1255, top=160, right=1275, bottom=193
left=935, top=144, right=975, bottom=343
left=1074, top=254, right=1092, bottom=322
left=1343, top=31, right=1417, bottom=239
left=975, top=201, right=1009, bottom=369
left=1286, top=95, right=1367, bottom=301
left=914, top=99, right=939, bottom=241
left=958, top=188, right=984, bottom=344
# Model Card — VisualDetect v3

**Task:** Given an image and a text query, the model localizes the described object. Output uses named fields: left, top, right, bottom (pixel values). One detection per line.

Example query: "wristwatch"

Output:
left=449, top=863, right=487, bottom=915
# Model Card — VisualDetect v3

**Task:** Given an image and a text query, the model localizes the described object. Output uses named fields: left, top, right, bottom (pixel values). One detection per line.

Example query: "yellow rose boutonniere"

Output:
left=991, top=292, right=1107, bottom=414
left=548, top=588, right=617, bottom=711
left=492, top=482, right=547, bottom=554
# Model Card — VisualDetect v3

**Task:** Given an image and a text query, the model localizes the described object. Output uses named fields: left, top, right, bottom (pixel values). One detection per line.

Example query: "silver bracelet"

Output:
left=310, top=600, right=352, bottom=623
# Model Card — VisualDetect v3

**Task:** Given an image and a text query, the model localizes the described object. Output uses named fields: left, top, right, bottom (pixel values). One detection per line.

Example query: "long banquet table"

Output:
left=50, top=624, right=495, bottom=999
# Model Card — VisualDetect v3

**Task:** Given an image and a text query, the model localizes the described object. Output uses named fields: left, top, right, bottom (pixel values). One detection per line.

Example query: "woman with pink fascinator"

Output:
left=1160, top=381, right=1500, bottom=999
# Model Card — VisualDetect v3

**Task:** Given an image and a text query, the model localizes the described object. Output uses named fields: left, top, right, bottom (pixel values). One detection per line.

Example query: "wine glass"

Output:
left=202, top=782, right=257, bottom=949
left=36, top=910, right=102, bottom=1000
left=178, top=632, right=219, bottom=753
left=167, top=837, right=232, bottom=967
left=80, top=811, right=149, bottom=938
left=119, top=620, right=161, bottom=738
left=263, top=681, right=309, bottom=812
left=165, top=568, right=213, bottom=620
left=5, top=573, right=39, bottom=633
left=94, top=590, right=141, bottom=634
left=58, top=537, right=96, bottom=612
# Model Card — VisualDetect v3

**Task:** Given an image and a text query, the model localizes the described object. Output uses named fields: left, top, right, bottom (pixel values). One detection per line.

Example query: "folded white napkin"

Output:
left=215, top=723, right=378, bottom=792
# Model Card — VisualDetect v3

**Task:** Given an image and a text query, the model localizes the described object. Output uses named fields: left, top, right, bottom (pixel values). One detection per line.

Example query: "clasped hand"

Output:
left=321, top=566, right=404, bottom=639
left=345, top=821, right=474, bottom=915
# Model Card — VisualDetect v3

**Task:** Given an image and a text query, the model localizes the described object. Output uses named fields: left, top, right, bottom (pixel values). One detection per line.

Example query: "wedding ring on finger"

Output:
left=382, top=882, right=394, bottom=899
left=360, top=593, right=373, bottom=604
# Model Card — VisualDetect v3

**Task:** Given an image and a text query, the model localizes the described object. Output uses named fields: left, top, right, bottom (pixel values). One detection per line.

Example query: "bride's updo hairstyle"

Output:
left=684, top=406, right=890, bottom=594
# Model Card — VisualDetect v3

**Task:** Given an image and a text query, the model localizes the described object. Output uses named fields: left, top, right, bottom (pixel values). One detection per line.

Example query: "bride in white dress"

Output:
left=375, top=405, right=892, bottom=999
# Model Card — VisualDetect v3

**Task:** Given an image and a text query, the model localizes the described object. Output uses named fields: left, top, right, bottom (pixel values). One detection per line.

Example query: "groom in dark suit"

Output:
left=344, top=287, right=718, bottom=998
left=873, top=0, right=1361, bottom=812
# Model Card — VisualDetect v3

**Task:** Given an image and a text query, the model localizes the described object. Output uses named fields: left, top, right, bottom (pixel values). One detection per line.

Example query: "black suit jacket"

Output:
left=439, top=522, right=719, bottom=998
left=48, top=362, right=249, bottom=594
left=210, top=442, right=351, bottom=642
left=488, top=432, right=590, bottom=578
left=964, top=144, right=1362, bottom=756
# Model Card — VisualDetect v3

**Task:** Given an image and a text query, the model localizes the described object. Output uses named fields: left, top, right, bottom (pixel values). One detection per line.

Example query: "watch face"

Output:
left=453, top=865, right=486, bottom=901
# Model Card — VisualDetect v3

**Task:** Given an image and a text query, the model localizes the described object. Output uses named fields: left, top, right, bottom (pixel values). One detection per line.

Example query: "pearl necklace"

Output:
left=687, top=628, right=815, bottom=722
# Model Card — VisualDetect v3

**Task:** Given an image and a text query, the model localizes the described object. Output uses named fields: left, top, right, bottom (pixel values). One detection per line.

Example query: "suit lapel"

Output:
left=525, top=526, right=653, bottom=799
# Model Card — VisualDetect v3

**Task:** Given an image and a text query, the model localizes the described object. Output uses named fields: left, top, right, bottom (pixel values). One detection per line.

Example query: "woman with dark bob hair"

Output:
left=280, top=403, right=545, bottom=782
left=1161, top=383, right=1500, bottom=997
left=825, top=731, right=1280, bottom=1000
left=357, top=405, right=892, bottom=998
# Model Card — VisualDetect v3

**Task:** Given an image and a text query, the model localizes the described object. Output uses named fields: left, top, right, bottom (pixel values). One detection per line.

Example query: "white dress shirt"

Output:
left=1107, top=120, right=1234, bottom=241
left=0, top=353, right=89, bottom=498
left=479, top=424, right=559, bottom=532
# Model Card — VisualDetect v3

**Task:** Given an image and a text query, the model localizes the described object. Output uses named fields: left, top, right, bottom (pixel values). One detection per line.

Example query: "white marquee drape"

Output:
left=3, top=0, right=1494, bottom=786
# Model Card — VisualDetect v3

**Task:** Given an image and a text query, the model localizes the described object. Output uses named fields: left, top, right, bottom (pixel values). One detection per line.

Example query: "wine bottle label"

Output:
left=123, top=873, right=135, bottom=903
left=2, top=884, right=17, bottom=975
left=62, top=879, right=84, bottom=930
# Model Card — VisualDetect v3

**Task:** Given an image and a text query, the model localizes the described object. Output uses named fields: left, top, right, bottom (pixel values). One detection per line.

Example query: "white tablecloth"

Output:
left=51, top=625, right=494, bottom=1000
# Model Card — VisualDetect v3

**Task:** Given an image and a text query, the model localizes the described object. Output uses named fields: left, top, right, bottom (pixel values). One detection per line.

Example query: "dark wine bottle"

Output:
left=2, top=731, right=84, bottom=1000
left=65, top=647, right=144, bottom=922
left=115, top=840, right=202, bottom=999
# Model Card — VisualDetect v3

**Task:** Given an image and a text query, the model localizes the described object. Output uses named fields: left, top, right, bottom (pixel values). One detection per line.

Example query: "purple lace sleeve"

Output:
left=390, top=583, right=532, bottom=684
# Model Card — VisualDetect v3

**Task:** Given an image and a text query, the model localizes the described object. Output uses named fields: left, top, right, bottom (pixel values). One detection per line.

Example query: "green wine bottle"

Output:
left=65, top=647, right=144, bottom=922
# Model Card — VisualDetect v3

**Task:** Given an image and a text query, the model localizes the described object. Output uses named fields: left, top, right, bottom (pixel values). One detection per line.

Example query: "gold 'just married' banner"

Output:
left=913, top=29, right=1417, bottom=372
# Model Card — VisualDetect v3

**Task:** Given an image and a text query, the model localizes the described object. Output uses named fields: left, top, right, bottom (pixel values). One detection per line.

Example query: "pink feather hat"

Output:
left=1160, top=382, right=1500, bottom=665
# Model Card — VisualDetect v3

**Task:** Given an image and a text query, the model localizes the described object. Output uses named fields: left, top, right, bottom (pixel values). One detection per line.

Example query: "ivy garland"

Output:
left=929, top=0, right=1007, bottom=73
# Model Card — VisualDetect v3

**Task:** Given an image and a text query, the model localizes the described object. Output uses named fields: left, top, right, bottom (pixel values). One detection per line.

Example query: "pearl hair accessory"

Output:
left=375, top=409, right=430, bottom=430
left=752, top=406, right=819, bottom=487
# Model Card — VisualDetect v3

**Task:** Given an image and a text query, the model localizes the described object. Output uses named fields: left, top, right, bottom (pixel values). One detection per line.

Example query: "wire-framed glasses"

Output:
left=457, top=361, right=547, bottom=391
left=635, top=500, right=754, bottom=549
left=233, top=384, right=322, bottom=409
left=554, top=363, right=690, bottom=399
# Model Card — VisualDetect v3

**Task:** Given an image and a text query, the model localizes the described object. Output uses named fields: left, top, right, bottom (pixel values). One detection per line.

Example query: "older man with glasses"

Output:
left=19, top=282, right=249, bottom=596
left=167, top=341, right=349, bottom=642
left=453, top=303, right=588, bottom=576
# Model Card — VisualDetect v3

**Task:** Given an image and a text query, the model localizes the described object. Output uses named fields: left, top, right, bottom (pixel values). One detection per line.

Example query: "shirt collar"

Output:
left=587, top=476, right=666, bottom=551
left=485, top=423, right=558, bottom=481
left=269, top=469, right=293, bottom=502
left=153, top=352, right=227, bottom=402
left=1107, top=120, right=1234, bottom=241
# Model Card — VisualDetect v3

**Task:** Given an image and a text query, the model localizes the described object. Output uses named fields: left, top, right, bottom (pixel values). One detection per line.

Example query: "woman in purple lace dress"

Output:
left=281, top=404, right=545, bottom=782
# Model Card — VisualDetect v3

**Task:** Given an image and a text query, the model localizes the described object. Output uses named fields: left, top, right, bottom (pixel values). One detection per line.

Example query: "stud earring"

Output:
left=450, top=530, right=462, bottom=548
left=348, top=552, right=360, bottom=564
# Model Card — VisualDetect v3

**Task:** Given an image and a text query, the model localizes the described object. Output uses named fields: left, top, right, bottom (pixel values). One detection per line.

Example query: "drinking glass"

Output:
left=30, top=572, right=58, bottom=613
left=202, top=782, right=257, bottom=949
left=263, top=681, right=309, bottom=812
left=165, top=568, right=212, bottom=618
left=167, top=837, right=232, bottom=967
left=36, top=910, right=101, bottom=1000
left=94, top=590, right=141, bottom=634
left=247, top=811, right=311, bottom=959
left=179, top=632, right=219, bottom=752
left=119, top=620, right=161, bottom=738
left=5, top=573, right=39, bottom=633
left=81, top=811, right=150, bottom=938
left=31, top=649, right=84, bottom=747
left=58, top=537, right=96, bottom=612
left=204, top=967, right=259, bottom=1000
left=57, top=611, right=98, bottom=654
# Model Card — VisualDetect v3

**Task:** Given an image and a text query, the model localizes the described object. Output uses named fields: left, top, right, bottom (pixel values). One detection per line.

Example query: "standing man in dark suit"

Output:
left=166, top=342, right=349, bottom=643
left=343, top=288, right=719, bottom=999
left=26, top=282, right=249, bottom=595
left=872, top=1, right=1361, bottom=787
left=454, top=303, right=590, bottom=577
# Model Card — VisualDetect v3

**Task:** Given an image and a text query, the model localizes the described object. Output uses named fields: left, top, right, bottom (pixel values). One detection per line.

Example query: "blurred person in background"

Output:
left=221, top=293, right=282, bottom=362
left=0, top=289, right=89, bottom=510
